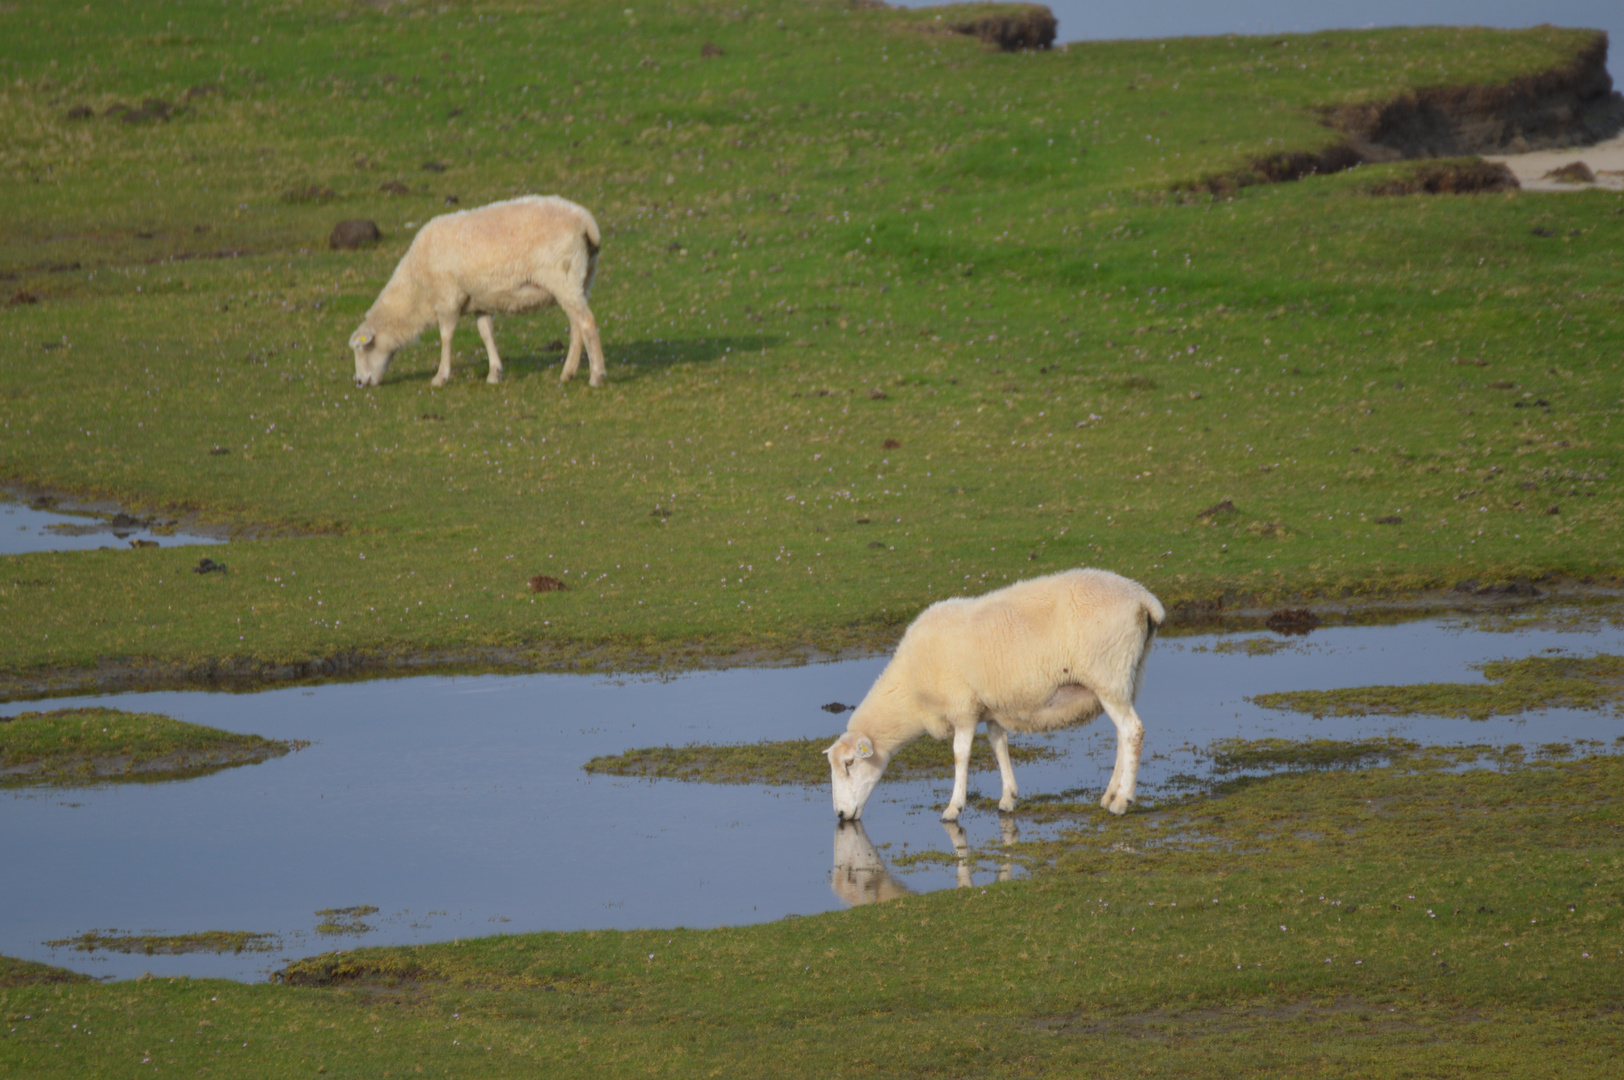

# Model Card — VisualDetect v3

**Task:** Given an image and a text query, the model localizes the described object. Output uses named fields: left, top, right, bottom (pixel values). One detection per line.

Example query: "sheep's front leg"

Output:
left=941, top=724, right=976, bottom=822
left=432, top=312, right=460, bottom=387
left=1098, top=699, right=1145, bottom=816
left=475, top=314, right=503, bottom=384
left=985, top=720, right=1019, bottom=813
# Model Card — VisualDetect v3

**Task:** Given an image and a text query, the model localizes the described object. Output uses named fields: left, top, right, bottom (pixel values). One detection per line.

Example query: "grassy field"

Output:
left=2, top=2, right=1623, bottom=1074
left=0, top=1, right=1619, bottom=693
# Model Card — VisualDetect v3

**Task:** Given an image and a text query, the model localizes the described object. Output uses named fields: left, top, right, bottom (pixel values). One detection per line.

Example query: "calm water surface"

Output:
left=0, top=497, right=224, bottom=556
left=3, top=608, right=1621, bottom=982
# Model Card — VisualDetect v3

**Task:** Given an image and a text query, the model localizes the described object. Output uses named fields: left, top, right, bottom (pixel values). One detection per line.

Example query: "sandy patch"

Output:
left=1483, top=132, right=1624, bottom=192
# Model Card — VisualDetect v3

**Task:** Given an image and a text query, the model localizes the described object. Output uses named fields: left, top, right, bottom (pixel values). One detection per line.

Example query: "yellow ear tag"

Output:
left=855, top=737, right=874, bottom=759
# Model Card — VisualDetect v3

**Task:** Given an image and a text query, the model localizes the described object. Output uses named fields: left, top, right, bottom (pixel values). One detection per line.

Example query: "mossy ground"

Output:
left=1255, top=653, right=1624, bottom=720
left=583, top=729, right=1055, bottom=784
left=0, top=706, right=299, bottom=785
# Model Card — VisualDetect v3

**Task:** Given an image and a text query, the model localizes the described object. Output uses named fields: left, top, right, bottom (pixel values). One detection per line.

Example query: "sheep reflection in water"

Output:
left=830, top=818, right=1021, bottom=906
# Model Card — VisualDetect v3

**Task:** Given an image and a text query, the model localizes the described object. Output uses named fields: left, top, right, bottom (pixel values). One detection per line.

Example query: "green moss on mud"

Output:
left=1255, top=654, right=1624, bottom=720
left=0, top=706, right=301, bottom=786
left=42, top=931, right=279, bottom=956
left=582, top=732, right=1057, bottom=785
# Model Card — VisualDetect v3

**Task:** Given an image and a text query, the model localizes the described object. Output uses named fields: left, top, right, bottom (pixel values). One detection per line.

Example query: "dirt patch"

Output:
left=946, top=6, right=1056, bottom=52
left=1369, top=159, right=1520, bottom=196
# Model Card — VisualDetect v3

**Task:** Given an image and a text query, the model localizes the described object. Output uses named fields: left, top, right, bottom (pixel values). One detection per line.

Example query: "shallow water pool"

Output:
left=3, top=606, right=1621, bottom=982
left=0, top=495, right=225, bottom=556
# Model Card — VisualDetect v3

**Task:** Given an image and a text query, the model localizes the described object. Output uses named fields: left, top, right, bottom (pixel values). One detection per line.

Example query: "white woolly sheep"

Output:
left=348, top=194, right=605, bottom=388
left=825, top=568, right=1163, bottom=822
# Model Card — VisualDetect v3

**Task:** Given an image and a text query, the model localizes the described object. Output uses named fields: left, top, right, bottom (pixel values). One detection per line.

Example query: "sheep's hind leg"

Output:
left=475, top=315, right=503, bottom=384
left=941, top=724, right=976, bottom=822
left=985, top=720, right=1019, bottom=813
left=432, top=313, right=460, bottom=387
left=1098, top=698, right=1145, bottom=816
left=558, top=297, right=605, bottom=387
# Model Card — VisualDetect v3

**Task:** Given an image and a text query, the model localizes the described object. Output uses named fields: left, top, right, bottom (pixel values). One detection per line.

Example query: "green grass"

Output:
left=42, top=931, right=279, bottom=957
left=4, top=754, right=1620, bottom=1077
left=583, top=729, right=1056, bottom=784
left=0, top=706, right=299, bottom=785
left=1254, top=653, right=1624, bottom=720
left=1, top=2, right=1620, bottom=696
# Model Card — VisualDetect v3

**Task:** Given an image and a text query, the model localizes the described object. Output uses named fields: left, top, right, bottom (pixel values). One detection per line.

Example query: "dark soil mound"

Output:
left=329, top=219, right=382, bottom=249
left=946, top=5, right=1057, bottom=52
left=1371, top=160, right=1520, bottom=195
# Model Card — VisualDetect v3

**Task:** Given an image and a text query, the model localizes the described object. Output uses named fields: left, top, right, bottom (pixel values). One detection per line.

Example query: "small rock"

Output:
left=65, top=104, right=95, bottom=120
left=820, top=702, right=852, bottom=714
left=1543, top=161, right=1595, bottom=184
left=881, top=438, right=901, bottom=449
left=6, top=290, right=39, bottom=307
left=700, top=41, right=724, bottom=58
left=1194, top=498, right=1237, bottom=525
left=209, top=446, right=230, bottom=456
left=866, top=388, right=888, bottom=400
left=1373, top=515, right=1402, bottom=525
left=129, top=539, right=159, bottom=549
left=1544, top=505, right=1560, bottom=516
left=422, top=161, right=447, bottom=173
left=528, top=575, right=567, bottom=593
left=194, top=557, right=227, bottom=575
left=379, top=180, right=410, bottom=196
left=329, top=219, right=381, bottom=250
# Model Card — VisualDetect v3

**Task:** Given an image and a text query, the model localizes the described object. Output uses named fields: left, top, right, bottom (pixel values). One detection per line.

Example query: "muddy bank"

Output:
left=4, top=582, right=1619, bottom=704
left=1328, top=34, right=1624, bottom=160
left=1183, top=32, right=1624, bottom=195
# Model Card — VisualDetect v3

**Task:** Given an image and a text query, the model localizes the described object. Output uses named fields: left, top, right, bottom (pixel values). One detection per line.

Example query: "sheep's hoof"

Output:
left=588, top=377, right=604, bottom=388
left=486, top=372, right=502, bottom=385
left=998, top=795, right=1018, bottom=813
left=431, top=377, right=449, bottom=388
left=940, top=807, right=962, bottom=823
left=1104, top=796, right=1132, bottom=816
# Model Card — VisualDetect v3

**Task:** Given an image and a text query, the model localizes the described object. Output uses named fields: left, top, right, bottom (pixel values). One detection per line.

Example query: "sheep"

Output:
left=348, top=194, right=605, bottom=388
left=824, top=568, right=1163, bottom=822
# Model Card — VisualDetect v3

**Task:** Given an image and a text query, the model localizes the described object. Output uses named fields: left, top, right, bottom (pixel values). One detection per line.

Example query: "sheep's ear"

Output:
left=855, top=736, right=874, bottom=759
left=350, top=327, right=375, bottom=349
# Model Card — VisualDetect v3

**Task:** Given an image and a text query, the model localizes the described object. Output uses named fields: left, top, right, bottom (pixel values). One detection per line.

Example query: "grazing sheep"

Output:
left=825, top=568, right=1163, bottom=822
left=348, top=195, right=605, bottom=388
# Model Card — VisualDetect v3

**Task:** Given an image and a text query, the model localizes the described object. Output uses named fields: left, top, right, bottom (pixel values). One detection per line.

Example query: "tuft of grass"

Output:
left=1254, top=653, right=1624, bottom=719
left=42, top=931, right=279, bottom=956
left=0, top=706, right=302, bottom=785
left=583, top=731, right=1058, bottom=785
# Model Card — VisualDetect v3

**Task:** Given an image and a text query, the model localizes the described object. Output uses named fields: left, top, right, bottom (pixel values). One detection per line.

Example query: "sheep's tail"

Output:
left=1131, top=594, right=1164, bottom=701
left=580, top=214, right=601, bottom=296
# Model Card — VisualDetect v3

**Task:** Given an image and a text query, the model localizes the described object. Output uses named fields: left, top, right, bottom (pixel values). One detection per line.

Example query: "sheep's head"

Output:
left=349, top=325, right=393, bottom=386
left=825, top=731, right=887, bottom=821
